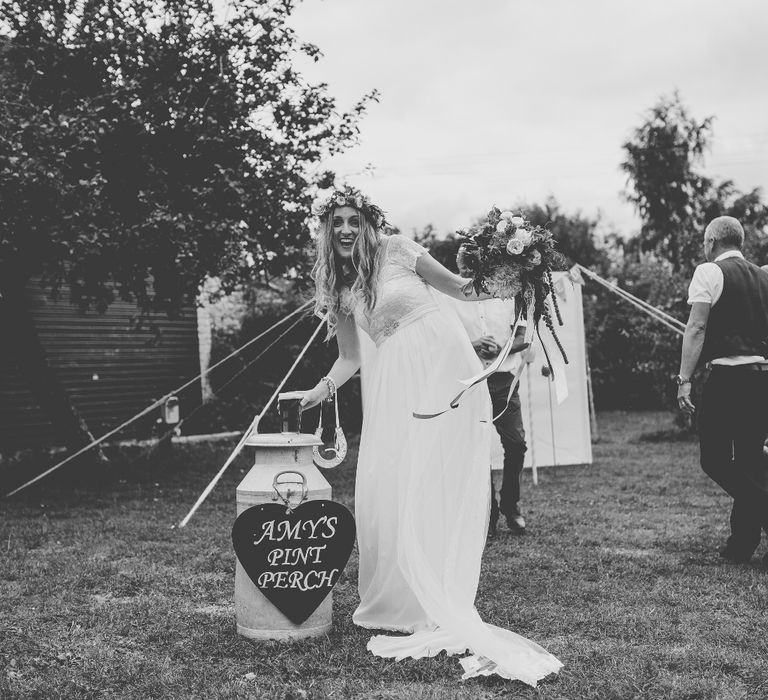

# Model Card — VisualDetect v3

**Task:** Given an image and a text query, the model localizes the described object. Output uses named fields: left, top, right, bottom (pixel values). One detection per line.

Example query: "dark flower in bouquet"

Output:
left=457, top=207, right=569, bottom=363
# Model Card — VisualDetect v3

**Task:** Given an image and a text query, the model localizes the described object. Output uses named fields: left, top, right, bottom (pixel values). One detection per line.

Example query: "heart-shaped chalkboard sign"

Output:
left=232, top=500, right=356, bottom=625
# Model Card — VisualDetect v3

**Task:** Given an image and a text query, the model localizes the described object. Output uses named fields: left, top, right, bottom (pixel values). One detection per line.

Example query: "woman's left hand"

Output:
left=298, top=384, right=327, bottom=411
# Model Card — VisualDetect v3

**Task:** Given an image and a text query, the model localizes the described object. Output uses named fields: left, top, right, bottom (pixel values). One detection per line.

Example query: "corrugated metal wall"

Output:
left=0, top=278, right=201, bottom=451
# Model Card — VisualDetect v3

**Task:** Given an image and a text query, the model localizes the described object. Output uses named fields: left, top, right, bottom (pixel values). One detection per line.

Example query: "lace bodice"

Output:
left=344, top=234, right=438, bottom=346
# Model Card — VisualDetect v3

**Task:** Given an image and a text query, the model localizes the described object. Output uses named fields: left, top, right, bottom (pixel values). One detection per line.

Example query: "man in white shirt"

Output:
left=677, top=216, right=768, bottom=567
left=452, top=298, right=530, bottom=537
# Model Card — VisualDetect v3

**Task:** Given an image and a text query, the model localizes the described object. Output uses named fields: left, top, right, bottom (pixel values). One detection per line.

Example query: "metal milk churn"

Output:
left=234, top=392, right=332, bottom=641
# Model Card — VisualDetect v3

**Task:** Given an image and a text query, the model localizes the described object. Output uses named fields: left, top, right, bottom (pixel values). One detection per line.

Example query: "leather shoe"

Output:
left=505, top=508, right=526, bottom=535
left=719, top=545, right=752, bottom=564
left=487, top=513, right=498, bottom=540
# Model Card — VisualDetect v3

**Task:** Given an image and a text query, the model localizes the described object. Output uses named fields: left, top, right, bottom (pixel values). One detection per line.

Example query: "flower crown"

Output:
left=311, top=186, right=388, bottom=230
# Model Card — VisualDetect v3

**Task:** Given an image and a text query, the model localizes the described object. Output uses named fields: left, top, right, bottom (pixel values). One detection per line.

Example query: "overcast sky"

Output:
left=284, top=0, right=768, bottom=239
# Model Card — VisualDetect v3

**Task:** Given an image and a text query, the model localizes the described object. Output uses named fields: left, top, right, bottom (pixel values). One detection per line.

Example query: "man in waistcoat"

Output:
left=677, top=216, right=768, bottom=566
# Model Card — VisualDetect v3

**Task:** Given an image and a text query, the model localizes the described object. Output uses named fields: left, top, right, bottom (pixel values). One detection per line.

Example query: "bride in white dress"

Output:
left=298, top=187, right=562, bottom=685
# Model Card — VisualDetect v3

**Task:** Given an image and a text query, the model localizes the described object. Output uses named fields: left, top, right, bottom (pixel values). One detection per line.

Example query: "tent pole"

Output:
left=526, top=362, right=538, bottom=486
left=547, top=371, right=557, bottom=469
left=585, top=353, right=598, bottom=442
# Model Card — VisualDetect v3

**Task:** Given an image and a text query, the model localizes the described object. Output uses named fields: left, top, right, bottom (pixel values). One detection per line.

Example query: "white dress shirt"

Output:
left=687, top=250, right=765, bottom=366
left=452, top=299, right=524, bottom=373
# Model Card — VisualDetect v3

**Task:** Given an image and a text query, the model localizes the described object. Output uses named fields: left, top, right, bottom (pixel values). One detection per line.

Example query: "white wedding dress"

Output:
left=346, top=234, right=562, bottom=685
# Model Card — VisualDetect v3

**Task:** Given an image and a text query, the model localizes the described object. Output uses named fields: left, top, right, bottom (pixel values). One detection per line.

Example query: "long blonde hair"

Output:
left=311, top=208, right=382, bottom=339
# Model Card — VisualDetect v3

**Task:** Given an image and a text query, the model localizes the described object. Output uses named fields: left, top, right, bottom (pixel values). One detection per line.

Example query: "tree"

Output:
left=583, top=256, right=690, bottom=410
left=413, top=224, right=463, bottom=272
left=518, top=196, right=607, bottom=271
left=621, top=91, right=768, bottom=274
left=416, top=198, right=605, bottom=274
left=621, top=92, right=714, bottom=273
left=595, top=92, right=768, bottom=413
left=0, top=0, right=376, bottom=453
left=703, top=182, right=768, bottom=263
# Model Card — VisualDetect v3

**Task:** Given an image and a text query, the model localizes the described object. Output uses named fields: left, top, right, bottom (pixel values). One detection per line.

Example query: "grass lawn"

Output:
left=2, top=411, right=767, bottom=700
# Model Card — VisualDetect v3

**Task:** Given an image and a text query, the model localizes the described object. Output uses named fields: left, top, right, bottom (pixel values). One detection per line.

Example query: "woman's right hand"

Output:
left=298, top=384, right=328, bottom=411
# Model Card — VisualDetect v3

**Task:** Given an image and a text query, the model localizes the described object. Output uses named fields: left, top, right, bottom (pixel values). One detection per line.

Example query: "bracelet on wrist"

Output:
left=320, top=376, right=337, bottom=401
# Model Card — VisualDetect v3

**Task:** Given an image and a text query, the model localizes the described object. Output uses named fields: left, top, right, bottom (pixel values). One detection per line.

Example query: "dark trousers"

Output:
left=698, top=366, right=768, bottom=556
left=488, top=371, right=527, bottom=522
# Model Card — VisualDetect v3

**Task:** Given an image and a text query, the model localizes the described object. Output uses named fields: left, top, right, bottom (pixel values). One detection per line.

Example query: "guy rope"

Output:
left=177, top=315, right=327, bottom=528
left=5, top=301, right=314, bottom=497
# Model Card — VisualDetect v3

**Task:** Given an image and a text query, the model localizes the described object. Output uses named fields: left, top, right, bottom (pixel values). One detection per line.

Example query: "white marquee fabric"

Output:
left=491, top=273, right=593, bottom=470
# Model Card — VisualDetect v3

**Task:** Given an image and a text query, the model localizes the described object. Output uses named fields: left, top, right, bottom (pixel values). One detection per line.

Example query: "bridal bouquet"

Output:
left=457, top=207, right=568, bottom=363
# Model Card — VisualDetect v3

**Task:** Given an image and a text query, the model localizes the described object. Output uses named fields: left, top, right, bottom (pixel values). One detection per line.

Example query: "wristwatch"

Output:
left=674, top=374, right=690, bottom=386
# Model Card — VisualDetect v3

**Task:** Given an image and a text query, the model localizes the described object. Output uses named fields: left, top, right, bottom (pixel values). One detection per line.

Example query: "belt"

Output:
left=711, top=363, right=768, bottom=371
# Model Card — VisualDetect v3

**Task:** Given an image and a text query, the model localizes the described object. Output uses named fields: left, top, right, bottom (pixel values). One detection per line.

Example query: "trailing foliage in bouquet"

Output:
left=457, top=207, right=569, bottom=363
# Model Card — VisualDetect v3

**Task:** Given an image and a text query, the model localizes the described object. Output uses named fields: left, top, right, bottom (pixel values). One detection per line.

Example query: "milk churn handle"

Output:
left=272, top=470, right=308, bottom=513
